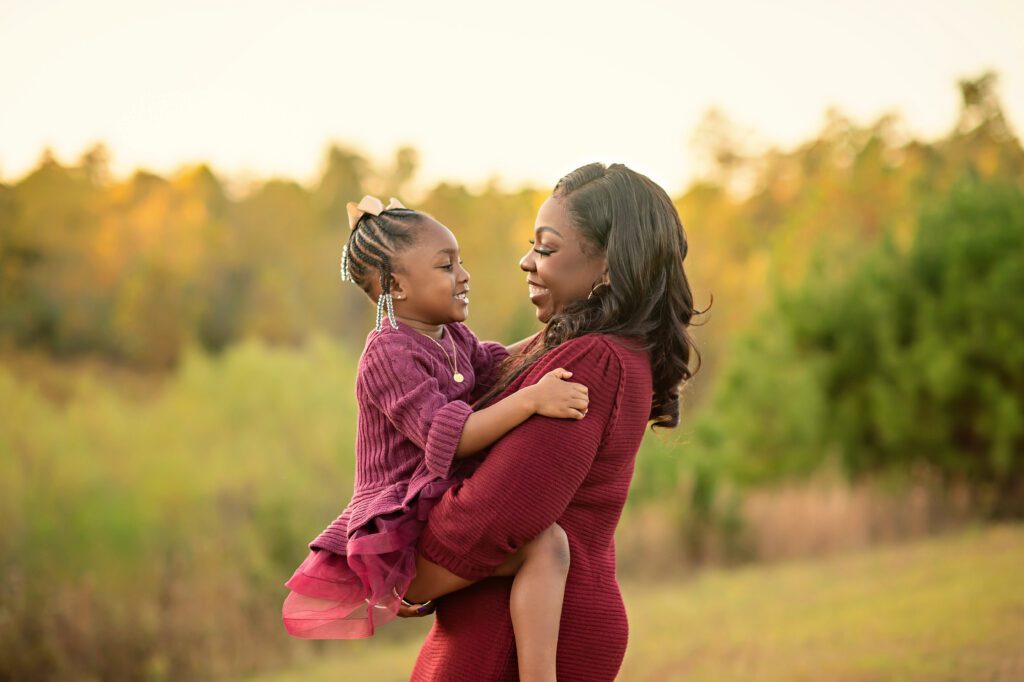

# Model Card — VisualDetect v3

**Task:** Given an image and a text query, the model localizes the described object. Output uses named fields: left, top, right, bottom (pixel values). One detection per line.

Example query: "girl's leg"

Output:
left=403, top=524, right=570, bottom=682
left=498, top=523, right=570, bottom=682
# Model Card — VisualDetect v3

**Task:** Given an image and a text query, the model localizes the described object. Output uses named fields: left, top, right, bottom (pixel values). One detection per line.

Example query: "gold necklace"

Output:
left=426, top=327, right=464, bottom=383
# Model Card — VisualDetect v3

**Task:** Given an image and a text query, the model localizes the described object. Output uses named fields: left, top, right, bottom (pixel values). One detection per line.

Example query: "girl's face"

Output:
left=390, top=217, right=471, bottom=326
left=520, top=195, right=607, bottom=323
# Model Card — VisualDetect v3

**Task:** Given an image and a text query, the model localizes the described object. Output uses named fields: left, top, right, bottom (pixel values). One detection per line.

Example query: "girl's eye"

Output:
left=440, top=259, right=464, bottom=271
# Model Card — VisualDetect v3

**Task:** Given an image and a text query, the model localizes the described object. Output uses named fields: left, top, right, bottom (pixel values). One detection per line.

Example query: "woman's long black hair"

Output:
left=480, top=162, right=704, bottom=429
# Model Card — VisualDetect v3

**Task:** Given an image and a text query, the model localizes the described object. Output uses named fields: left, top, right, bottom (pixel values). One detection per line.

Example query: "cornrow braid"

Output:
left=341, top=207, right=423, bottom=331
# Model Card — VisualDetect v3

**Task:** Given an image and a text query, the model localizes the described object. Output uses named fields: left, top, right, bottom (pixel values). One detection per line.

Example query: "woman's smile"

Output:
left=527, top=280, right=548, bottom=301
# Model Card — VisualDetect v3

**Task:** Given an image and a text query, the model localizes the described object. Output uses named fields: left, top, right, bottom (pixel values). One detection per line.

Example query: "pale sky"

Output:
left=1, top=0, right=1021, bottom=195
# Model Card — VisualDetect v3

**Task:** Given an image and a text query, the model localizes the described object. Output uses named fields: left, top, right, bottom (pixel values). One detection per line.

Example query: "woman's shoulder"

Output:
left=512, top=334, right=647, bottom=392
left=540, top=333, right=648, bottom=369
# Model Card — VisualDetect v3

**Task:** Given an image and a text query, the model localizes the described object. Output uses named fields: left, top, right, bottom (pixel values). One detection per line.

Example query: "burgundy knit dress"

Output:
left=412, top=333, right=653, bottom=681
left=281, top=321, right=508, bottom=639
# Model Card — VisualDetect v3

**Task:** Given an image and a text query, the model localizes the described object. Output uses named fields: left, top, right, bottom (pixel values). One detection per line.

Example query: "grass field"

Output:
left=243, top=524, right=1024, bottom=682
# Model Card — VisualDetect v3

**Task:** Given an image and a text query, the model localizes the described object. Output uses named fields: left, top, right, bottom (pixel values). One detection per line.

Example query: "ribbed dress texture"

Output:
left=281, top=320, right=509, bottom=639
left=411, top=333, right=653, bottom=681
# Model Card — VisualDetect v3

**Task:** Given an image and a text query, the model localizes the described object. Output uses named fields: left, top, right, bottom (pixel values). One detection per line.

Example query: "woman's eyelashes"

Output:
left=527, top=239, right=553, bottom=257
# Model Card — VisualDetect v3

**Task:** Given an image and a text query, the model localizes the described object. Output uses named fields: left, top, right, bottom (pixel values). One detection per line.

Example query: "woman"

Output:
left=401, top=162, right=700, bottom=681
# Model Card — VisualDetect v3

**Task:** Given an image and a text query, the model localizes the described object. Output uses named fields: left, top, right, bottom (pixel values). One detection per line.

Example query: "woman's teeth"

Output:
left=529, top=284, right=547, bottom=297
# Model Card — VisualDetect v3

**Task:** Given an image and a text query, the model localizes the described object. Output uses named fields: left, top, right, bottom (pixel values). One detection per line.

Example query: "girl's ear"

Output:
left=390, top=273, right=407, bottom=300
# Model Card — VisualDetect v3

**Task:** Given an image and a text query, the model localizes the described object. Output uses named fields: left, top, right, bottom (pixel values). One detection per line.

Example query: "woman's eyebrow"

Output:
left=536, top=226, right=563, bottom=238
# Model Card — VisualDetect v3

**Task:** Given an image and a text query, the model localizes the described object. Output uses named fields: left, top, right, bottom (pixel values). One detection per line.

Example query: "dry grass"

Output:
left=615, top=471, right=978, bottom=575
left=739, top=474, right=976, bottom=561
left=241, top=524, right=1024, bottom=682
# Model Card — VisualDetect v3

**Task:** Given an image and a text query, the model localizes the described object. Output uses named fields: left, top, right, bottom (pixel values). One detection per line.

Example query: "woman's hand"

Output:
left=528, top=368, right=589, bottom=419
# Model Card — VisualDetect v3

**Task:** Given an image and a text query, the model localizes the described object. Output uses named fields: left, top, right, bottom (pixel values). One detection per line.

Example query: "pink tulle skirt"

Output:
left=282, top=478, right=453, bottom=639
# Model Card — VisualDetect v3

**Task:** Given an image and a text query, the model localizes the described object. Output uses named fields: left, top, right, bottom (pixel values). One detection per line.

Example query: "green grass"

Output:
left=243, top=524, right=1024, bottom=682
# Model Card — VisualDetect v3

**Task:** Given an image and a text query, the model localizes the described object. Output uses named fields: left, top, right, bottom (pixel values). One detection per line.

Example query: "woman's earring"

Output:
left=588, top=281, right=611, bottom=301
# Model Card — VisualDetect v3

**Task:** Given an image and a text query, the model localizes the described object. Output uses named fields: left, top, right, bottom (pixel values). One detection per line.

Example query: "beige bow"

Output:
left=346, top=195, right=407, bottom=230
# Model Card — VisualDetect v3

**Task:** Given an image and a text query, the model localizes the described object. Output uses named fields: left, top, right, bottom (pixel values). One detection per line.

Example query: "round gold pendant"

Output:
left=453, top=372, right=465, bottom=383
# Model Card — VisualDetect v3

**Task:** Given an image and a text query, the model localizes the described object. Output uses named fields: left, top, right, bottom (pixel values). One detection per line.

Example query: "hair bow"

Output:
left=346, top=195, right=407, bottom=231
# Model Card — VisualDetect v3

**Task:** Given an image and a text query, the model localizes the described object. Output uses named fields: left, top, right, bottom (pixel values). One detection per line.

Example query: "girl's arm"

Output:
left=454, top=368, right=588, bottom=458
left=418, top=336, right=624, bottom=581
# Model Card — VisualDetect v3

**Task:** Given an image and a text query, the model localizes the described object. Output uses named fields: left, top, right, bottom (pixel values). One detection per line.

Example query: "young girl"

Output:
left=282, top=196, right=588, bottom=680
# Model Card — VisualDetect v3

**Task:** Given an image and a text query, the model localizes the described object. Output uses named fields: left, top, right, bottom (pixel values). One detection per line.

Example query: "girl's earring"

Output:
left=340, top=245, right=350, bottom=282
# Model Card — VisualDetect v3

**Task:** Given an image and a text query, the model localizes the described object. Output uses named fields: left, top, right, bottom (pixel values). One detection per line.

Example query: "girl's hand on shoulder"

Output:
left=530, top=368, right=589, bottom=420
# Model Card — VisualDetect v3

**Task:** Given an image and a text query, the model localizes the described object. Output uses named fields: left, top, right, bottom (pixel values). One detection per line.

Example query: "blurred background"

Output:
left=2, top=1, right=1023, bottom=680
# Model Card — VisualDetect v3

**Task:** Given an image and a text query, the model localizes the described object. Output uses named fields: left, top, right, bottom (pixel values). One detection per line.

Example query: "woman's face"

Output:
left=520, top=195, right=607, bottom=323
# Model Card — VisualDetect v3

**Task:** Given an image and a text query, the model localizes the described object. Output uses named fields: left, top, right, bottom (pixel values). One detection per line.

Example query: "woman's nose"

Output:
left=519, top=249, right=535, bottom=272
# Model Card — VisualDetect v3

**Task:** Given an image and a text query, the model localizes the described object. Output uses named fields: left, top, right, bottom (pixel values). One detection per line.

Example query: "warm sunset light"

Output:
left=2, top=0, right=1021, bottom=192
left=2, top=2, right=1022, bottom=681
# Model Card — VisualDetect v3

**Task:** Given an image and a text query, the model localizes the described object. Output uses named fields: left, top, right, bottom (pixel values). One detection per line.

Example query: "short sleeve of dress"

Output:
left=361, top=334, right=473, bottom=479
left=417, top=335, right=625, bottom=580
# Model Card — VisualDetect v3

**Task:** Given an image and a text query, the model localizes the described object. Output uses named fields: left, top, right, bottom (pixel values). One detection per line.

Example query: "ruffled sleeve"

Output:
left=417, top=335, right=625, bottom=580
left=361, top=334, right=473, bottom=479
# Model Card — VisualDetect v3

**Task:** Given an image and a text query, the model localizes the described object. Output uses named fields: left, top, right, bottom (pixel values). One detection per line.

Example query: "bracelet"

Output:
left=401, top=597, right=433, bottom=608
